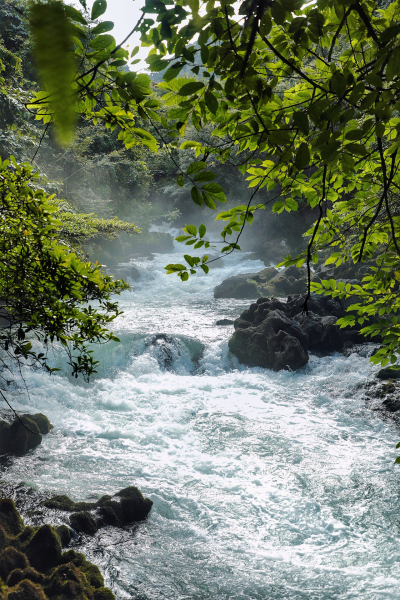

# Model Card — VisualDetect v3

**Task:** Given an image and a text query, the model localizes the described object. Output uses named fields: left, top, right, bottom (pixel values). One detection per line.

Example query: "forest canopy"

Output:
left=3, top=0, right=400, bottom=376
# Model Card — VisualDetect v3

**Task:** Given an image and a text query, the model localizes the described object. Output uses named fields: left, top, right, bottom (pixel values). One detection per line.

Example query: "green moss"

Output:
left=55, top=525, right=71, bottom=548
left=0, top=547, right=29, bottom=580
left=42, top=495, right=75, bottom=511
left=6, top=566, right=44, bottom=587
left=27, top=413, right=53, bottom=434
left=25, top=525, right=61, bottom=572
left=69, top=512, right=98, bottom=535
left=60, top=550, right=86, bottom=567
left=43, top=495, right=93, bottom=512
left=8, top=578, right=48, bottom=600
left=0, top=500, right=24, bottom=537
left=46, top=563, right=94, bottom=600
left=81, top=562, right=104, bottom=589
left=94, top=588, right=116, bottom=600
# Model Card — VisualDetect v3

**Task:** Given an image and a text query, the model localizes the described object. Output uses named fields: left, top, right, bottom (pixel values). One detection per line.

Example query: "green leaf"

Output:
left=191, top=187, right=203, bottom=206
left=293, top=111, right=309, bottom=135
left=89, top=34, right=115, bottom=50
left=64, top=5, right=87, bottom=25
left=386, top=47, right=400, bottom=82
left=201, top=183, right=226, bottom=202
left=184, top=224, right=197, bottom=236
left=184, top=254, right=195, bottom=267
left=91, top=0, right=107, bottom=20
left=92, top=21, right=114, bottom=34
left=205, top=91, right=218, bottom=114
left=200, top=264, right=209, bottom=274
left=193, top=171, right=216, bottom=182
left=187, top=161, right=206, bottom=175
left=199, top=224, right=206, bottom=238
left=295, top=143, right=310, bottom=170
left=30, top=1, right=77, bottom=146
left=178, top=82, right=205, bottom=96
left=202, top=192, right=216, bottom=209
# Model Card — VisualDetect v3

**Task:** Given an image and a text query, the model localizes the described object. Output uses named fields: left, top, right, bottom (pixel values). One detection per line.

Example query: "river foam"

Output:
left=2, top=227, right=400, bottom=599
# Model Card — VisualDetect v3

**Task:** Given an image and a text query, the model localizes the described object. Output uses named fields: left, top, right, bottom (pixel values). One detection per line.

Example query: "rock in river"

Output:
left=228, top=293, right=349, bottom=370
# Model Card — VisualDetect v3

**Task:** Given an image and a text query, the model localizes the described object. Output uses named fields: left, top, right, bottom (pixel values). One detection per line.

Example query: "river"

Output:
left=2, top=227, right=400, bottom=600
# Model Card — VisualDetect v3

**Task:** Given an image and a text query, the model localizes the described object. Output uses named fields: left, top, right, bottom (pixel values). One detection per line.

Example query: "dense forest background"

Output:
left=0, top=0, right=317, bottom=270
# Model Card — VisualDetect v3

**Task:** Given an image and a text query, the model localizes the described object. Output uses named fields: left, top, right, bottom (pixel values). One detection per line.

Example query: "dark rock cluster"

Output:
left=43, top=486, right=153, bottom=536
left=228, top=293, right=368, bottom=371
left=0, top=414, right=52, bottom=457
left=214, top=261, right=373, bottom=300
left=0, top=498, right=115, bottom=599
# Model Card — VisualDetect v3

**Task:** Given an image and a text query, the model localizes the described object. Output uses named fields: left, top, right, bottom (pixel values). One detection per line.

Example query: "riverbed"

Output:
left=2, top=229, right=400, bottom=600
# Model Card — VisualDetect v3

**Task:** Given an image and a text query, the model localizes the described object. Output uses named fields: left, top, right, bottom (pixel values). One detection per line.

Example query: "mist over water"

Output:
left=2, top=227, right=400, bottom=600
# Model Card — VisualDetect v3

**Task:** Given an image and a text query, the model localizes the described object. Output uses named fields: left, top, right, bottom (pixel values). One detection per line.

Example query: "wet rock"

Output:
left=0, top=413, right=53, bottom=457
left=69, top=512, right=98, bottom=536
left=6, top=566, right=44, bottom=588
left=55, top=525, right=72, bottom=548
left=116, top=486, right=154, bottom=522
left=376, top=368, right=400, bottom=380
left=250, top=267, right=278, bottom=284
left=0, top=499, right=24, bottom=537
left=214, top=275, right=259, bottom=299
left=216, top=319, right=234, bottom=326
left=44, top=486, right=153, bottom=535
left=259, top=267, right=307, bottom=297
left=148, top=334, right=176, bottom=369
left=229, top=309, right=309, bottom=370
left=293, top=312, right=344, bottom=353
left=26, top=525, right=61, bottom=572
left=382, top=396, right=400, bottom=412
left=0, top=547, right=28, bottom=580
left=26, top=414, right=53, bottom=435
left=94, top=588, right=116, bottom=600
left=47, top=562, right=94, bottom=599
left=8, top=579, right=48, bottom=600
left=0, top=500, right=116, bottom=599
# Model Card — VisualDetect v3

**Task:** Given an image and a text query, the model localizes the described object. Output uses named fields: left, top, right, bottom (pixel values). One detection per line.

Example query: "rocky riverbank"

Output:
left=0, top=497, right=114, bottom=600
left=0, top=410, right=153, bottom=600
left=228, top=293, right=369, bottom=371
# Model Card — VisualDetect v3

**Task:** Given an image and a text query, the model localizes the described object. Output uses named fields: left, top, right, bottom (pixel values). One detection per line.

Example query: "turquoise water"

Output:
left=2, top=228, right=400, bottom=600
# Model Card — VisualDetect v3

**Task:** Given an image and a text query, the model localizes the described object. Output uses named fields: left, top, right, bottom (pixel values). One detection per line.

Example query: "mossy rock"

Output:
left=55, top=525, right=71, bottom=548
left=0, top=500, right=24, bottom=537
left=7, top=566, right=44, bottom=587
left=25, top=414, right=53, bottom=435
left=6, top=417, right=42, bottom=457
left=115, top=486, right=153, bottom=522
left=60, top=550, right=86, bottom=568
left=0, top=547, right=29, bottom=581
left=69, top=512, right=98, bottom=536
left=0, top=527, right=8, bottom=553
left=46, top=563, right=94, bottom=600
left=80, top=562, right=104, bottom=589
left=8, top=578, right=48, bottom=600
left=25, top=525, right=61, bottom=573
left=42, top=495, right=76, bottom=511
left=94, top=588, right=115, bottom=600
left=43, top=495, right=93, bottom=512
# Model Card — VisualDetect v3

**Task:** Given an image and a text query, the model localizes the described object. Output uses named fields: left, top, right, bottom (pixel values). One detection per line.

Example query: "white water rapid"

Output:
left=2, top=226, right=400, bottom=600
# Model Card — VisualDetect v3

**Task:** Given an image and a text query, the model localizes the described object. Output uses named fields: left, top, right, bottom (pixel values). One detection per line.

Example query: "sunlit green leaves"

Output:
left=91, top=0, right=107, bottom=20
left=30, top=1, right=77, bottom=146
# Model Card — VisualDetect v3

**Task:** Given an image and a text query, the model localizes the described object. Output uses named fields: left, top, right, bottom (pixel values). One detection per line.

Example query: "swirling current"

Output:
left=1, top=227, right=400, bottom=600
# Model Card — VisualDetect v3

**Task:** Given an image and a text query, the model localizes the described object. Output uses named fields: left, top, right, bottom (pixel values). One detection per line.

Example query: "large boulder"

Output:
left=214, top=274, right=259, bottom=299
left=293, top=312, right=344, bottom=352
left=0, top=413, right=53, bottom=457
left=228, top=309, right=309, bottom=370
left=259, top=266, right=308, bottom=297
